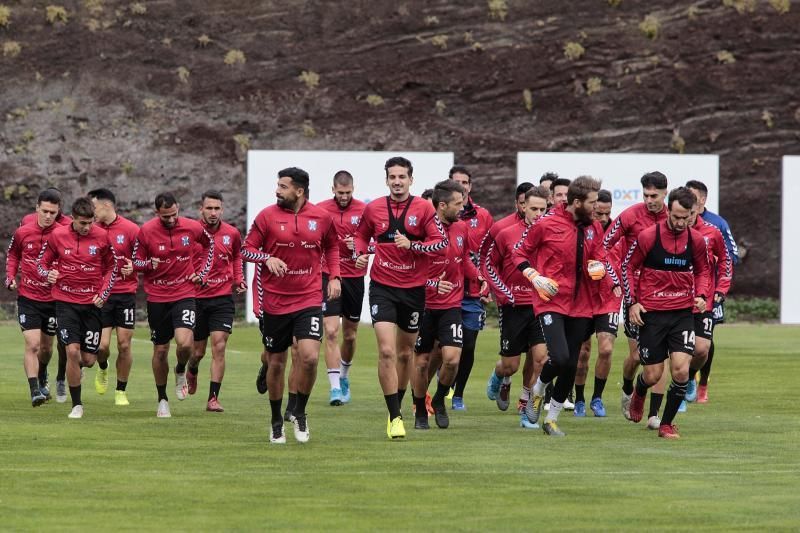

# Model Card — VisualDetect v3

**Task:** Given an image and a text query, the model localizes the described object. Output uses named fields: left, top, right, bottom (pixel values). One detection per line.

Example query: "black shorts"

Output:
left=637, top=309, right=695, bottom=366
left=538, top=312, right=594, bottom=368
left=415, top=307, right=463, bottom=353
left=369, top=280, right=424, bottom=333
left=694, top=311, right=714, bottom=340
left=322, top=274, right=342, bottom=318
left=101, top=293, right=136, bottom=330
left=499, top=304, right=545, bottom=357
left=17, top=295, right=57, bottom=336
left=260, top=306, right=323, bottom=354
left=593, top=311, right=620, bottom=337
left=195, top=295, right=235, bottom=341
left=323, top=276, right=365, bottom=321
left=622, top=302, right=639, bottom=339
left=147, top=298, right=196, bottom=345
left=55, top=301, right=102, bottom=354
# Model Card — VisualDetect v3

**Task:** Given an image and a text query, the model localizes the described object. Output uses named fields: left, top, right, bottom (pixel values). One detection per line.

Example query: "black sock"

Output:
left=175, top=362, right=186, bottom=374
left=454, top=328, right=478, bottom=397
left=661, top=379, right=688, bottom=426
left=208, top=381, right=221, bottom=401
left=270, top=398, right=283, bottom=425
left=286, top=392, right=297, bottom=415
left=384, top=393, right=402, bottom=420
left=99, top=360, right=108, bottom=370
left=648, top=392, right=664, bottom=418
left=432, top=381, right=449, bottom=406
left=689, top=368, right=698, bottom=381
left=622, top=377, right=634, bottom=395
left=575, top=384, right=585, bottom=403
left=188, top=364, right=199, bottom=375
left=38, top=363, right=48, bottom=383
left=28, top=377, right=40, bottom=394
left=414, top=394, right=427, bottom=417
left=57, top=353, right=66, bottom=381
left=634, top=374, right=649, bottom=397
left=116, top=380, right=127, bottom=392
left=295, top=392, right=309, bottom=416
left=69, top=385, right=82, bottom=406
left=156, top=384, right=168, bottom=401
left=397, top=388, right=406, bottom=407
left=700, top=341, right=714, bottom=386
left=593, top=377, right=607, bottom=400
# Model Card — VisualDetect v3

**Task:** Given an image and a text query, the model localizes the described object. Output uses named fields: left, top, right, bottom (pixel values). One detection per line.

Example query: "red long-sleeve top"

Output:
left=5, top=221, right=60, bottom=301
left=482, top=217, right=535, bottom=307
left=194, top=220, right=244, bottom=299
left=99, top=215, right=140, bottom=295
left=316, top=198, right=368, bottom=279
left=425, top=220, right=481, bottom=310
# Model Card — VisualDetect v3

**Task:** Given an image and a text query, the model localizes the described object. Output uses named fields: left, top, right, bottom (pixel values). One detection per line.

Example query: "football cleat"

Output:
left=542, top=420, right=566, bottom=437
left=94, top=367, right=109, bottom=395
left=340, top=376, right=351, bottom=403
left=497, top=382, right=511, bottom=411
left=387, top=416, right=406, bottom=439
left=156, top=399, right=171, bottom=418
left=175, top=372, right=188, bottom=401
left=329, top=388, right=343, bottom=406
left=115, top=390, right=130, bottom=406
left=256, top=364, right=268, bottom=395
left=270, top=422, right=286, bottom=444
left=486, top=372, right=501, bottom=400
left=451, top=396, right=466, bottom=411
left=573, top=400, right=586, bottom=417
left=206, top=397, right=224, bottom=412
left=685, top=379, right=698, bottom=402
left=525, top=394, right=544, bottom=426
left=628, top=390, right=645, bottom=423
left=56, top=380, right=67, bottom=403
left=658, top=423, right=680, bottom=439
left=292, top=414, right=310, bottom=443
left=186, top=369, right=198, bottom=396
left=67, top=405, right=84, bottom=419
left=590, top=397, right=607, bottom=417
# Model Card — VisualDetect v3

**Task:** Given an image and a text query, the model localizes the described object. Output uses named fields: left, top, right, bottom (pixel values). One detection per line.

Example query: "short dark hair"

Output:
left=597, top=189, right=612, bottom=204
left=333, top=170, right=353, bottom=187
left=540, top=172, right=558, bottom=184
left=685, top=180, right=708, bottom=196
left=38, top=187, right=62, bottom=206
left=71, top=197, right=95, bottom=218
left=432, top=179, right=464, bottom=207
left=567, top=176, right=601, bottom=204
left=155, top=192, right=178, bottom=210
left=384, top=156, right=413, bottom=177
left=668, top=187, right=697, bottom=211
left=641, top=171, right=668, bottom=190
left=201, top=190, right=223, bottom=202
left=525, top=185, right=550, bottom=202
left=448, top=165, right=471, bottom=181
left=278, top=167, right=310, bottom=196
left=421, top=188, right=434, bottom=201
left=516, top=182, right=534, bottom=198
left=551, top=177, right=571, bottom=192
left=88, top=188, right=116, bottom=205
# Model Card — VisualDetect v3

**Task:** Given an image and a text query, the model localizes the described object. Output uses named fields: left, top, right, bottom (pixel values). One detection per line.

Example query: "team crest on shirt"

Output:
left=181, top=236, right=190, bottom=246
left=223, top=235, right=231, bottom=245
left=703, top=236, right=710, bottom=245
left=351, top=216, right=360, bottom=225
left=116, top=234, right=125, bottom=245
left=308, top=220, right=318, bottom=231
left=27, top=243, right=33, bottom=249
left=586, top=229, right=594, bottom=241
left=88, top=245, right=98, bottom=255
left=470, top=219, right=479, bottom=228
left=456, top=236, right=464, bottom=248
left=543, top=314, right=553, bottom=326
left=407, top=216, right=418, bottom=227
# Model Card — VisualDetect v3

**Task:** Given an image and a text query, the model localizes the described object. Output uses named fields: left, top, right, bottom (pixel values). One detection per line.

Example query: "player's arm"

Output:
left=35, top=237, right=58, bottom=282
left=621, top=236, right=646, bottom=306
left=132, top=228, right=155, bottom=271
left=232, top=230, right=246, bottom=292
left=719, top=218, right=740, bottom=266
left=353, top=204, right=374, bottom=257
left=512, top=223, right=559, bottom=301
left=241, top=216, right=271, bottom=263
left=602, top=213, right=625, bottom=252
left=96, top=242, right=118, bottom=305
left=322, top=221, right=341, bottom=279
left=4, top=229, right=22, bottom=289
left=713, top=229, right=733, bottom=299
left=482, top=231, right=514, bottom=305
left=691, top=231, right=711, bottom=310
left=409, top=212, right=448, bottom=255
left=194, top=227, right=215, bottom=283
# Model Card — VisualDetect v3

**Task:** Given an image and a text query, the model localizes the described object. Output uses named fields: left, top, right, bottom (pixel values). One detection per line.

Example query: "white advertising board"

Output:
left=781, top=156, right=800, bottom=324
left=246, top=150, right=455, bottom=323
left=517, top=152, right=719, bottom=218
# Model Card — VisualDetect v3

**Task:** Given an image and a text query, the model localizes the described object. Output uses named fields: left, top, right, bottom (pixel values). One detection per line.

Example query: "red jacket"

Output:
left=37, top=224, right=117, bottom=305
left=317, top=198, right=368, bottom=279
left=591, top=238, right=624, bottom=316
left=603, top=202, right=667, bottom=256
left=132, top=216, right=215, bottom=303
left=99, top=215, right=140, bottom=295
left=459, top=198, right=493, bottom=297
left=20, top=212, right=72, bottom=227
left=512, top=204, right=611, bottom=318
left=195, top=220, right=244, bottom=299
left=425, top=220, right=481, bottom=310
left=483, top=217, right=536, bottom=307
left=354, top=195, right=447, bottom=289
left=693, top=215, right=732, bottom=312
left=622, top=220, right=711, bottom=311
left=5, top=221, right=60, bottom=301
left=251, top=263, right=264, bottom=318
left=242, top=201, right=340, bottom=315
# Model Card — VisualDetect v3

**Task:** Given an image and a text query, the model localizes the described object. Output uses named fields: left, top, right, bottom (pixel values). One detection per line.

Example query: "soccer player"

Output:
left=6, top=189, right=64, bottom=406
left=353, top=156, right=448, bottom=439
left=622, top=187, right=711, bottom=439
left=603, top=171, right=669, bottom=425
left=412, top=180, right=481, bottom=430
left=685, top=196, right=732, bottom=405
left=516, top=176, right=614, bottom=437
left=685, top=179, right=738, bottom=402
left=132, top=192, right=215, bottom=418
left=242, top=167, right=340, bottom=444
left=185, top=191, right=246, bottom=413
left=550, top=177, right=571, bottom=207
left=88, top=188, right=139, bottom=406
left=449, top=166, right=493, bottom=411
left=36, top=197, right=118, bottom=418
left=483, top=186, right=550, bottom=427
left=574, top=189, right=620, bottom=417
left=316, top=171, right=368, bottom=405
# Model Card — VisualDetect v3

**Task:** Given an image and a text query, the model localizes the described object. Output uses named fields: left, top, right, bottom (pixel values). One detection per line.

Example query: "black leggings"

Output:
left=453, top=327, right=479, bottom=397
left=537, top=313, right=592, bottom=404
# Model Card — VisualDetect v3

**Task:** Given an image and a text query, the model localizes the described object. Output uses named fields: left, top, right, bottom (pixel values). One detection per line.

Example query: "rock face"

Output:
left=1, top=1, right=798, bottom=300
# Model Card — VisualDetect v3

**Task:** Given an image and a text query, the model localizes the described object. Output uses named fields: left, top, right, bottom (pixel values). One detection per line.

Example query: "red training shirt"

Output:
left=316, top=197, right=368, bottom=279
left=99, top=214, right=140, bottom=295
left=425, top=220, right=481, bottom=310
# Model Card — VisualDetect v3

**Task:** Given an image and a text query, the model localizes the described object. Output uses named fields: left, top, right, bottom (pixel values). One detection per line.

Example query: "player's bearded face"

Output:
left=668, top=202, right=691, bottom=232
left=441, top=193, right=464, bottom=223
left=157, top=205, right=179, bottom=228
left=333, top=185, right=353, bottom=209
left=575, top=194, right=597, bottom=225
left=276, top=178, right=300, bottom=210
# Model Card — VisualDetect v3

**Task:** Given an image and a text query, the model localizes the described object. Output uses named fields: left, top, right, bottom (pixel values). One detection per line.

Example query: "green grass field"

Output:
left=1, top=323, right=799, bottom=531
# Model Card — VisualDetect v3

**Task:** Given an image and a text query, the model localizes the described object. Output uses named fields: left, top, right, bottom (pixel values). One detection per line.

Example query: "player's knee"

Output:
left=38, top=346, right=53, bottom=361
left=82, top=353, right=97, bottom=367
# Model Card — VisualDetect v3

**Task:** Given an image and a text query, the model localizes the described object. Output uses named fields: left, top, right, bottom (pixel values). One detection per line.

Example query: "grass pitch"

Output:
left=1, top=323, right=798, bottom=531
